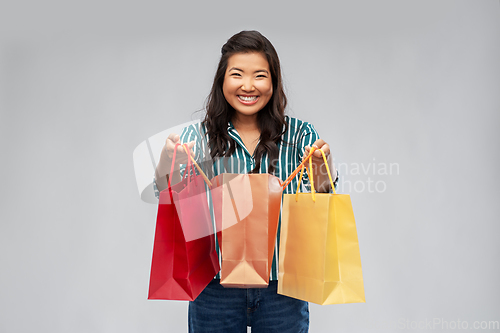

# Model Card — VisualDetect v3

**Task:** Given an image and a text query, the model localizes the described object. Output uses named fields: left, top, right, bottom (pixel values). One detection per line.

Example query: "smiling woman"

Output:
left=223, top=52, right=274, bottom=118
left=199, top=31, right=293, bottom=177
left=222, top=52, right=274, bottom=155
left=153, top=30, right=338, bottom=332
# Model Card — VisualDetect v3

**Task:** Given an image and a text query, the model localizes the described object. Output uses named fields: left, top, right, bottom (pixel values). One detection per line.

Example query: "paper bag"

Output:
left=278, top=148, right=365, bottom=305
left=148, top=144, right=219, bottom=300
left=211, top=173, right=281, bottom=288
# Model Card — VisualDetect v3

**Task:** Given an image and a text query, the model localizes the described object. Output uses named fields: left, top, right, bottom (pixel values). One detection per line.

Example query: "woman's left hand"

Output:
left=303, top=139, right=335, bottom=192
left=303, top=139, right=330, bottom=164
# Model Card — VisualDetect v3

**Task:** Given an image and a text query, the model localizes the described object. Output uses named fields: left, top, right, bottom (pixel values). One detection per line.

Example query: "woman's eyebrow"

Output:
left=228, top=67, right=269, bottom=74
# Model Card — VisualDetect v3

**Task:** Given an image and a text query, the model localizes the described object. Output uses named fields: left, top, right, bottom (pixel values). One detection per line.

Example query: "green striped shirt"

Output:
left=154, top=115, right=338, bottom=281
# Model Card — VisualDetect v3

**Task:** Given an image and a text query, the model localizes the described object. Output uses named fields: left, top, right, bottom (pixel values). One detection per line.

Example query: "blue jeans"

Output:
left=188, top=280, right=309, bottom=332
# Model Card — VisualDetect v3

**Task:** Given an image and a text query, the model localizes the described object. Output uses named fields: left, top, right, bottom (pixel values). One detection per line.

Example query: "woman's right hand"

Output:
left=163, top=133, right=196, bottom=165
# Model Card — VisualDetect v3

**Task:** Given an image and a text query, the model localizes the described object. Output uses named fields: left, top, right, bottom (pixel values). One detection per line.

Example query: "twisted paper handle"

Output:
left=281, top=147, right=316, bottom=190
left=181, top=144, right=212, bottom=187
left=283, top=147, right=336, bottom=202
left=168, top=143, right=212, bottom=189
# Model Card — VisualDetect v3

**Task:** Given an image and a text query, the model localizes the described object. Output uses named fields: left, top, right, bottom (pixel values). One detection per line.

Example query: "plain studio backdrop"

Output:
left=1, top=1, right=499, bottom=332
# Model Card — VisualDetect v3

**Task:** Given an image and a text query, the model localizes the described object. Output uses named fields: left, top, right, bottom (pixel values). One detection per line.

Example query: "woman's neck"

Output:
left=232, top=113, right=260, bottom=132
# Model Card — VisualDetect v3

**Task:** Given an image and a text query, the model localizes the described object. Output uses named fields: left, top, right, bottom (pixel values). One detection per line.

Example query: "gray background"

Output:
left=1, top=0, right=499, bottom=332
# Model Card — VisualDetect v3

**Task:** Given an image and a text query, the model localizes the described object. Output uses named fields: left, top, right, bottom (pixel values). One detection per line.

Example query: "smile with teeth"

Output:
left=238, top=95, right=258, bottom=102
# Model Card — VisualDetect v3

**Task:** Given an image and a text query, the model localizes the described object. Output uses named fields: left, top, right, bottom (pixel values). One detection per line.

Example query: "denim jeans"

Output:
left=188, top=279, right=309, bottom=332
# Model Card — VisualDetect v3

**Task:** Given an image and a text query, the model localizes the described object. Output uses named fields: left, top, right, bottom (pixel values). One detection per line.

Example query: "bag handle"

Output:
left=183, top=143, right=197, bottom=189
left=315, top=148, right=336, bottom=194
left=167, top=143, right=213, bottom=189
left=181, top=144, right=213, bottom=188
left=168, top=143, right=196, bottom=187
left=283, top=147, right=337, bottom=202
left=168, top=143, right=181, bottom=189
left=294, top=156, right=314, bottom=201
left=281, top=147, right=317, bottom=189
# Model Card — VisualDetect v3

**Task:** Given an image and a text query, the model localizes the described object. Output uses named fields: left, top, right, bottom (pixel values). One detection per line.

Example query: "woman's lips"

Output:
left=237, top=95, right=259, bottom=105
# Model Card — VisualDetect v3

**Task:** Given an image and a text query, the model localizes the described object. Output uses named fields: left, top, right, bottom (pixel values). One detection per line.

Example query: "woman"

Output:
left=154, top=30, right=338, bottom=332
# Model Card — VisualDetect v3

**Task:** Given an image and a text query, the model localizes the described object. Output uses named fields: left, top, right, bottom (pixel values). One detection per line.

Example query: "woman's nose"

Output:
left=241, top=78, right=255, bottom=92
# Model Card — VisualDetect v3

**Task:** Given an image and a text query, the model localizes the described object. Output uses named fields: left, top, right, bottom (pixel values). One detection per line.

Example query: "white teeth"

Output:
left=239, top=95, right=258, bottom=101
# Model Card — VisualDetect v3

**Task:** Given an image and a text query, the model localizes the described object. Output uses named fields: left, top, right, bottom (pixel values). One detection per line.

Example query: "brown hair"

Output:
left=203, top=30, right=288, bottom=173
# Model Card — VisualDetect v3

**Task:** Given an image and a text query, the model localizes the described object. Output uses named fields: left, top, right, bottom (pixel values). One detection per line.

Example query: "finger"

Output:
left=167, top=133, right=180, bottom=144
left=177, top=144, right=188, bottom=155
left=309, top=142, right=322, bottom=157
left=313, top=143, right=330, bottom=158
left=312, top=139, right=325, bottom=149
left=313, top=149, right=323, bottom=158
left=321, top=143, right=330, bottom=156
left=303, top=146, right=311, bottom=161
left=164, top=135, right=180, bottom=157
left=180, top=141, right=196, bottom=157
left=188, top=141, right=196, bottom=157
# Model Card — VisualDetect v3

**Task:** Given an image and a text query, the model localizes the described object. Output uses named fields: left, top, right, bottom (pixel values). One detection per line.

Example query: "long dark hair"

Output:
left=202, top=30, right=288, bottom=174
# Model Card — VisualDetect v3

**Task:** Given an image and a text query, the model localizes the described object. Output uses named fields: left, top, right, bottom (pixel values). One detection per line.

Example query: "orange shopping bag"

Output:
left=278, top=148, right=365, bottom=305
left=211, top=173, right=282, bottom=288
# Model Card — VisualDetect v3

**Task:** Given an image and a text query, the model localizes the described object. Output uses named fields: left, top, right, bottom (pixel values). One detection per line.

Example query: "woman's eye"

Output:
left=230, top=73, right=241, bottom=77
left=257, top=75, right=267, bottom=78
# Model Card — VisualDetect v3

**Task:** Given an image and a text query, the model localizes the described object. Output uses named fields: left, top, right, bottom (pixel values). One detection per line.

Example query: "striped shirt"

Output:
left=154, top=115, right=338, bottom=281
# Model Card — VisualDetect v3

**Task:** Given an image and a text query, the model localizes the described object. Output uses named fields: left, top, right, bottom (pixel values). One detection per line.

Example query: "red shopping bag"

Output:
left=148, top=144, right=219, bottom=300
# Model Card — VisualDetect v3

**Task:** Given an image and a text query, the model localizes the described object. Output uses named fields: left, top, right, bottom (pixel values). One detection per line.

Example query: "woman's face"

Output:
left=223, top=52, right=273, bottom=119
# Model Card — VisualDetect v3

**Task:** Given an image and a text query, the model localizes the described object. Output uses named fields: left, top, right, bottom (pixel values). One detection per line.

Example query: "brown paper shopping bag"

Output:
left=278, top=148, right=365, bottom=305
left=211, top=173, right=282, bottom=288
